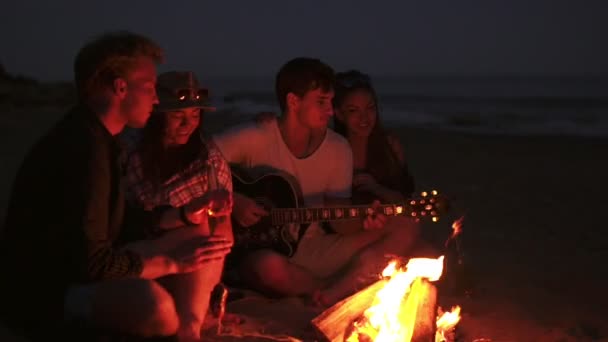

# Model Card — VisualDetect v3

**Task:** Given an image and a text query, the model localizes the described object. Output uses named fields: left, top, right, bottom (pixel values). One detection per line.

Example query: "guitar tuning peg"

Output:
left=431, top=190, right=438, bottom=196
left=432, top=217, right=439, bottom=223
left=421, top=191, right=428, bottom=197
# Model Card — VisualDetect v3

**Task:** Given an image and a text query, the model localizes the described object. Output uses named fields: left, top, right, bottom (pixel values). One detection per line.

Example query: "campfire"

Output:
left=312, top=256, right=461, bottom=342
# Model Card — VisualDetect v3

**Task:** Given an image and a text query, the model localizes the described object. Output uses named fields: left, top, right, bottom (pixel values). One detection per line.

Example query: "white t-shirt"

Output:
left=212, top=120, right=353, bottom=235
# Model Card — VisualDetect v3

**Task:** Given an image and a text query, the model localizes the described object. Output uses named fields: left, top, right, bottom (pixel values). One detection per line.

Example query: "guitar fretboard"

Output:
left=270, top=203, right=415, bottom=225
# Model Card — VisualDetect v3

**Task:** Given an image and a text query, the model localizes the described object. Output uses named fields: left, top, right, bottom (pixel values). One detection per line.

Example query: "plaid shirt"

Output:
left=126, top=137, right=232, bottom=211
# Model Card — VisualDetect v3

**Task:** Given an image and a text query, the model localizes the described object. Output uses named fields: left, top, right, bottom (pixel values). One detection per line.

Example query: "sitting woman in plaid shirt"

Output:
left=125, top=71, right=234, bottom=341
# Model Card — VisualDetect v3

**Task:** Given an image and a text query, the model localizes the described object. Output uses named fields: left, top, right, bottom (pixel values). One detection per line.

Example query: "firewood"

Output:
left=312, top=279, right=388, bottom=342
left=312, top=278, right=438, bottom=342
left=404, top=278, right=437, bottom=342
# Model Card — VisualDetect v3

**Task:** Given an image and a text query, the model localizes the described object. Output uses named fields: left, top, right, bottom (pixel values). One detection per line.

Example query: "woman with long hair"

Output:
left=125, top=71, right=234, bottom=341
left=333, top=70, right=415, bottom=204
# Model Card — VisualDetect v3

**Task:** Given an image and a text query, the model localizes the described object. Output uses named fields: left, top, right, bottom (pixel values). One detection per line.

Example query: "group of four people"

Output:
left=0, top=31, right=425, bottom=341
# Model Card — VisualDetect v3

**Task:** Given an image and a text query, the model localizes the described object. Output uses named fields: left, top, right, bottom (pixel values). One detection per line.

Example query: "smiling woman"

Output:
left=333, top=70, right=416, bottom=204
left=124, top=71, right=234, bottom=340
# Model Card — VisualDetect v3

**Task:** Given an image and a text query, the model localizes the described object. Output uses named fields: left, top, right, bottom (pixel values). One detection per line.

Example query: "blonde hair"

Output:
left=74, top=31, right=163, bottom=100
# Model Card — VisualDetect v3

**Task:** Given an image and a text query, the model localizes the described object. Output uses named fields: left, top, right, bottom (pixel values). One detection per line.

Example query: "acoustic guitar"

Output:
left=230, top=167, right=449, bottom=258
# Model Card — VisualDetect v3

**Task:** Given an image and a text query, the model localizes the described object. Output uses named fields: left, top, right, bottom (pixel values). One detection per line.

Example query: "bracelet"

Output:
left=179, top=205, right=196, bottom=225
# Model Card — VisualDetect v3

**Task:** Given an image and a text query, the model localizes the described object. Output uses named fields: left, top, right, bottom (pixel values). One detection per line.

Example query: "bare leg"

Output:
left=319, top=217, right=420, bottom=306
left=65, top=278, right=179, bottom=337
left=239, top=249, right=324, bottom=297
left=162, top=216, right=231, bottom=340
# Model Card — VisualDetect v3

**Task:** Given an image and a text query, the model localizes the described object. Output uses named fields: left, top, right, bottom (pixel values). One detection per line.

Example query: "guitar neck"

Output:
left=270, top=202, right=416, bottom=226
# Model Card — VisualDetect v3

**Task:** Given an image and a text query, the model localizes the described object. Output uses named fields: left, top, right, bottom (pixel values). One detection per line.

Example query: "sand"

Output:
left=1, top=107, right=607, bottom=341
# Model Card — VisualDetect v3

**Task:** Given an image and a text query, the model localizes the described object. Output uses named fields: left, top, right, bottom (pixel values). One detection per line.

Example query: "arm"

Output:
left=212, top=123, right=270, bottom=227
left=386, top=133, right=406, bottom=166
left=354, top=133, right=413, bottom=202
left=72, top=140, right=146, bottom=281
left=386, top=133, right=415, bottom=196
left=75, top=139, right=230, bottom=282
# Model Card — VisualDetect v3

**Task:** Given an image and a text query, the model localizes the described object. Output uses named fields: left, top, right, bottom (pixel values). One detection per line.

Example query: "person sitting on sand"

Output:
left=0, top=31, right=232, bottom=341
left=124, top=71, right=235, bottom=340
left=212, top=57, right=421, bottom=307
left=332, top=70, right=416, bottom=204
left=255, top=69, right=416, bottom=204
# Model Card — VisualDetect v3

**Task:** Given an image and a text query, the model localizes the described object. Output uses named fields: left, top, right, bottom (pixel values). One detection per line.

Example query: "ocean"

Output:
left=201, top=75, right=608, bottom=137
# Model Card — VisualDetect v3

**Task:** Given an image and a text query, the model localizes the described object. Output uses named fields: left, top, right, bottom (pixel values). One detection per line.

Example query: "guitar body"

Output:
left=231, top=167, right=306, bottom=258
left=228, top=166, right=449, bottom=262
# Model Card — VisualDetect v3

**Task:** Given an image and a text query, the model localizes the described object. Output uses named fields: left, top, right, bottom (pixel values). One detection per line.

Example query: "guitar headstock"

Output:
left=403, top=190, right=449, bottom=222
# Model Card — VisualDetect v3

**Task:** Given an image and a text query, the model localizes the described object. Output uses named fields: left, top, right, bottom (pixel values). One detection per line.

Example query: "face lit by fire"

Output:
left=336, top=89, right=377, bottom=138
left=119, top=57, right=159, bottom=128
left=162, top=107, right=201, bottom=147
left=290, top=88, right=335, bottom=129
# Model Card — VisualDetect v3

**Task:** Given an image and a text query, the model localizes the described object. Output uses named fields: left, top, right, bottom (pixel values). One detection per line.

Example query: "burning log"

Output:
left=402, top=278, right=437, bottom=342
left=312, top=257, right=446, bottom=342
left=312, top=280, right=388, bottom=342
left=312, top=279, right=438, bottom=342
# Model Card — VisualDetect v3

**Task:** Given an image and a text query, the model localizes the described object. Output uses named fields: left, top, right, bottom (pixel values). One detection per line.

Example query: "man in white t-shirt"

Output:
left=213, top=58, right=419, bottom=306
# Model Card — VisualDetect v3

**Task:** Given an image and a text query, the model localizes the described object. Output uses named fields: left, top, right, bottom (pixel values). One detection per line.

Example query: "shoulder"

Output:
left=322, top=129, right=353, bottom=168
left=34, top=109, right=101, bottom=163
left=324, top=129, right=352, bottom=153
left=203, top=137, right=227, bottom=163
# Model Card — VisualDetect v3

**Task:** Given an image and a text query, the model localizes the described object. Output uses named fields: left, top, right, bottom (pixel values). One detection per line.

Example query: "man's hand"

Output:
left=126, top=227, right=233, bottom=278
left=166, top=235, right=233, bottom=274
left=363, top=200, right=387, bottom=230
left=232, top=192, right=269, bottom=227
left=185, top=189, right=233, bottom=223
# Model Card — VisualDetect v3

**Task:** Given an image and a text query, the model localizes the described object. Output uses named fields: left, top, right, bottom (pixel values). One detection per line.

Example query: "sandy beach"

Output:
left=1, top=106, right=607, bottom=341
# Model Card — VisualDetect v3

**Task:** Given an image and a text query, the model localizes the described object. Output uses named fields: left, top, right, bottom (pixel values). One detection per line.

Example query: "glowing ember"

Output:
left=444, top=216, right=464, bottom=249
left=451, top=217, right=464, bottom=239
left=346, top=256, right=446, bottom=342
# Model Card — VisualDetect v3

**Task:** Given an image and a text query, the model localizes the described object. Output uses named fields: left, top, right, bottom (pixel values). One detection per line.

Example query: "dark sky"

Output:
left=1, top=0, right=606, bottom=81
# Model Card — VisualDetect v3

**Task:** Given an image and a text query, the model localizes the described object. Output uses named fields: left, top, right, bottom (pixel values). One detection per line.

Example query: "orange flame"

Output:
left=451, top=216, right=464, bottom=239
left=435, top=306, right=461, bottom=342
left=346, top=256, right=445, bottom=342
left=444, top=216, right=464, bottom=248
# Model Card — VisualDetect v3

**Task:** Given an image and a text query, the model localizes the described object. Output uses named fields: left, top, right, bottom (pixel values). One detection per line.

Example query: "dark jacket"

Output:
left=0, top=105, right=151, bottom=339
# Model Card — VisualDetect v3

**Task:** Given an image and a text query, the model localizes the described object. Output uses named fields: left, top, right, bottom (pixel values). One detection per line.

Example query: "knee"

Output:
left=135, top=280, right=179, bottom=337
left=89, top=279, right=178, bottom=337
left=240, top=250, right=290, bottom=289
left=385, top=217, right=421, bottom=243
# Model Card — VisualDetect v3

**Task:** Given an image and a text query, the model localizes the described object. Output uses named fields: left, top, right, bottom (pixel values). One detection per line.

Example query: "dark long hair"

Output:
left=137, top=111, right=207, bottom=188
left=333, top=70, right=414, bottom=198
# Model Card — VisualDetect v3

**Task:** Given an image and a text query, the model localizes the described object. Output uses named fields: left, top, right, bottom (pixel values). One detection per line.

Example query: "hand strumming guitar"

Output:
left=184, top=189, right=233, bottom=224
left=232, top=192, right=269, bottom=227
left=362, top=200, right=387, bottom=231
